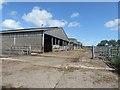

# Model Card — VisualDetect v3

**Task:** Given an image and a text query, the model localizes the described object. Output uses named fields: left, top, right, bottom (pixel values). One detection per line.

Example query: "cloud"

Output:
left=104, top=19, right=120, bottom=30
left=9, top=11, right=17, bottom=19
left=1, top=19, right=23, bottom=29
left=68, top=22, right=80, bottom=27
left=22, top=6, right=67, bottom=27
left=70, top=12, right=79, bottom=18
left=48, top=20, right=67, bottom=27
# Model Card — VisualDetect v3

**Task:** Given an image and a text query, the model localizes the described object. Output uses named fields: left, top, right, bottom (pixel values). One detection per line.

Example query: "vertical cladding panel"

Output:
left=1, top=27, right=69, bottom=53
left=15, top=33, right=43, bottom=52
left=2, top=36, right=14, bottom=50
left=2, top=32, right=43, bottom=53
left=31, top=35, right=43, bottom=52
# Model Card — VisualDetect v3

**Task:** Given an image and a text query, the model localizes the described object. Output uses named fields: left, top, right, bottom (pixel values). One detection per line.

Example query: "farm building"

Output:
left=1, top=27, right=69, bottom=54
left=68, top=38, right=81, bottom=50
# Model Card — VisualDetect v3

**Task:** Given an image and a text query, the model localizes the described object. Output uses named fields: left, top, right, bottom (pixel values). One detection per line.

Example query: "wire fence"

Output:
left=90, top=46, right=120, bottom=71
left=93, top=46, right=120, bottom=60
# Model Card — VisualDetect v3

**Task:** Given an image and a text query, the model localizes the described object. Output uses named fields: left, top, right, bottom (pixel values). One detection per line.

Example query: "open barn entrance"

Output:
left=44, top=34, right=52, bottom=52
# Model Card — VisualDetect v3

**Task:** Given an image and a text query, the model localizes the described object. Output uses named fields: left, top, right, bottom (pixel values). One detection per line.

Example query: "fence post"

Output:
left=92, top=46, right=95, bottom=59
left=117, top=46, right=120, bottom=56
left=29, top=45, right=31, bottom=54
left=27, top=48, right=28, bottom=55
left=108, top=47, right=110, bottom=58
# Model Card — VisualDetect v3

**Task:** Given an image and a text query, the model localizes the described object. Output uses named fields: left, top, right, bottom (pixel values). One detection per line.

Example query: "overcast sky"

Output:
left=0, top=2, right=119, bottom=46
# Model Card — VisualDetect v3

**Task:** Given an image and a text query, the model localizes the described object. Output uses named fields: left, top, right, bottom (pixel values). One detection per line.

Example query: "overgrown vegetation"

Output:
left=111, top=56, right=120, bottom=70
left=97, top=40, right=120, bottom=46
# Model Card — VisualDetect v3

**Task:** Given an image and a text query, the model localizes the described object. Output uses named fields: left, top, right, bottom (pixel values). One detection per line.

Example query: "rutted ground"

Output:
left=1, top=49, right=119, bottom=88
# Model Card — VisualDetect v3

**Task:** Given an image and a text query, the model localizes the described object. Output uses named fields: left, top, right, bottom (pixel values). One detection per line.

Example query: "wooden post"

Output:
left=92, top=46, right=95, bottom=59
left=27, top=48, right=28, bottom=55
left=13, top=34, right=16, bottom=47
left=29, top=45, right=31, bottom=54
left=42, top=31, right=44, bottom=53
left=108, top=47, right=111, bottom=58
left=58, top=39, right=60, bottom=49
left=58, top=39, right=60, bottom=45
left=51, top=37, right=53, bottom=51
left=63, top=41, right=64, bottom=46
left=117, top=46, right=120, bottom=56
left=55, top=38, right=56, bottom=45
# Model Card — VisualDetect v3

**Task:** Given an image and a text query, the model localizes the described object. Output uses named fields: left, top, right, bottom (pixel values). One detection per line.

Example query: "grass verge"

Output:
left=111, top=56, right=120, bottom=70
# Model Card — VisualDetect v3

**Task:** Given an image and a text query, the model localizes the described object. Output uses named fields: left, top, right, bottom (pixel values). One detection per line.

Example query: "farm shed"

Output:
left=1, top=27, right=69, bottom=54
left=68, top=38, right=81, bottom=50
left=77, top=42, right=82, bottom=49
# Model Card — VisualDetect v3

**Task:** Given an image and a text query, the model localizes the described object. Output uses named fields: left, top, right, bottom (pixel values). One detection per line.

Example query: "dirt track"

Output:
left=1, top=49, right=119, bottom=88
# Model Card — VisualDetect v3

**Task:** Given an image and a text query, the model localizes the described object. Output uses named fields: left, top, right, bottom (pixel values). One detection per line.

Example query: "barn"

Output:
left=1, top=27, right=69, bottom=54
left=68, top=38, right=81, bottom=50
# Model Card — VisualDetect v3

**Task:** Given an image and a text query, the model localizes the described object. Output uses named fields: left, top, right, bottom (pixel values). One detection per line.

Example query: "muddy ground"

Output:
left=1, top=49, right=119, bottom=88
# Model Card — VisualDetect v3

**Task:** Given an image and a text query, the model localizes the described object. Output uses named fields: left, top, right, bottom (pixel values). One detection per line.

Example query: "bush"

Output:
left=111, top=56, right=120, bottom=69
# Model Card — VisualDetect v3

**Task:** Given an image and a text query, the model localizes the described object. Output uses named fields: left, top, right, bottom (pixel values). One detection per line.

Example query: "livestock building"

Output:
left=68, top=38, right=81, bottom=50
left=1, top=27, right=69, bottom=54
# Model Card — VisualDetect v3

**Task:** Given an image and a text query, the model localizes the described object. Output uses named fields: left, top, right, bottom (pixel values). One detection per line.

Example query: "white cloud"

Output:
left=104, top=19, right=120, bottom=30
left=70, top=12, right=79, bottom=18
left=1, top=19, right=23, bottom=29
left=9, top=11, right=17, bottom=16
left=68, top=22, right=80, bottom=27
left=48, top=20, right=67, bottom=27
left=22, top=6, right=67, bottom=27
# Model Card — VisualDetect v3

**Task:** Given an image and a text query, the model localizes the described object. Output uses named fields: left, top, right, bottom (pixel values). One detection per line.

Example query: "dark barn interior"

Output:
left=44, top=34, right=52, bottom=52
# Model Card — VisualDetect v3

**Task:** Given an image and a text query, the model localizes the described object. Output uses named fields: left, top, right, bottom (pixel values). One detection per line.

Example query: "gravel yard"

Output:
left=1, top=49, right=119, bottom=88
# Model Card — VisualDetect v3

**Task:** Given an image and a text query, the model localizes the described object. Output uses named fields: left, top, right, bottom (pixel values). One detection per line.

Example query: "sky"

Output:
left=0, top=2, right=119, bottom=46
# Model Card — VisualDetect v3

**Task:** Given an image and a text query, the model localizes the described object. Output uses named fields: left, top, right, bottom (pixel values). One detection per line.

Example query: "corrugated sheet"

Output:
left=1, top=27, right=69, bottom=41
left=45, top=27, right=68, bottom=41
left=69, top=38, right=78, bottom=44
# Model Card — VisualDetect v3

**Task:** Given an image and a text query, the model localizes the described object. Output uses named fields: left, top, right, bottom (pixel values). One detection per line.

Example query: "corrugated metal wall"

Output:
left=2, top=36, right=14, bottom=49
left=2, top=32, right=43, bottom=53
left=1, top=27, right=70, bottom=54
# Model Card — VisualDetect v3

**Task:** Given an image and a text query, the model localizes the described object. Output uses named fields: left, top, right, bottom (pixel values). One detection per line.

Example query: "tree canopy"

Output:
left=97, top=40, right=119, bottom=46
left=97, top=40, right=109, bottom=46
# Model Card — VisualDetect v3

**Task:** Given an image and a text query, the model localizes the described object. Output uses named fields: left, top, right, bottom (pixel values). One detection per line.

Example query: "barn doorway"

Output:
left=44, top=34, right=52, bottom=52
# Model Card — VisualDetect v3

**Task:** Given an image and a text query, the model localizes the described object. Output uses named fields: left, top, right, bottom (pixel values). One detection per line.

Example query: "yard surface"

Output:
left=1, top=49, right=119, bottom=88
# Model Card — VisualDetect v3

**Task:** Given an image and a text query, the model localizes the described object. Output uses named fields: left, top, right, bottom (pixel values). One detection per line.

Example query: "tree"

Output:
left=108, top=40, right=117, bottom=46
left=117, top=40, right=120, bottom=46
left=97, top=40, right=108, bottom=46
left=97, top=40, right=117, bottom=46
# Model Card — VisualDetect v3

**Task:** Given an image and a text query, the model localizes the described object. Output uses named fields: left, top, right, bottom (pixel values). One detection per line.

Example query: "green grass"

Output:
left=111, top=56, right=120, bottom=70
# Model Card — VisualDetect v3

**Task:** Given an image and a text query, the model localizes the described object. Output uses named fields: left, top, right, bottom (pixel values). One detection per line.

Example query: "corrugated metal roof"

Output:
left=68, top=38, right=81, bottom=45
left=45, top=27, right=68, bottom=41
left=69, top=38, right=78, bottom=44
left=1, top=27, right=69, bottom=41
left=0, top=27, right=59, bottom=33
